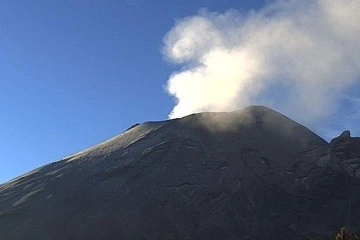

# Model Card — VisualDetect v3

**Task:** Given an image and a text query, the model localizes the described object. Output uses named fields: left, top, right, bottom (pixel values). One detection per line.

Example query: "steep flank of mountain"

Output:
left=175, top=105, right=327, bottom=162
left=0, top=106, right=359, bottom=240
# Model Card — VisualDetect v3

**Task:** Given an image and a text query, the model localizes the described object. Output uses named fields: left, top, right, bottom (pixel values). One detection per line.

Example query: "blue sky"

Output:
left=1, top=0, right=359, bottom=183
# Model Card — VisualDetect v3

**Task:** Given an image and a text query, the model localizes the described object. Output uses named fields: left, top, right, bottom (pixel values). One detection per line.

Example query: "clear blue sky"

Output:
left=0, top=0, right=267, bottom=183
left=1, top=0, right=359, bottom=184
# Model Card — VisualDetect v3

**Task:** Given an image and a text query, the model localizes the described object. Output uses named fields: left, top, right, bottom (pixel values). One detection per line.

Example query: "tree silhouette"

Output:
left=335, top=227, right=359, bottom=240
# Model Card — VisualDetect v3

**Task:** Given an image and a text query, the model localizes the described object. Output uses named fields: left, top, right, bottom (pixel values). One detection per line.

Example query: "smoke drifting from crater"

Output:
left=163, top=0, right=360, bottom=122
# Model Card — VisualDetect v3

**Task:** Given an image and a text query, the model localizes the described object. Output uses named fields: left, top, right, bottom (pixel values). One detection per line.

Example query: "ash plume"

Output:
left=162, top=0, right=360, bottom=122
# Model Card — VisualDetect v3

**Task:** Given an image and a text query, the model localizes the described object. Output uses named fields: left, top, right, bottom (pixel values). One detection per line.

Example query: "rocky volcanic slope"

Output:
left=0, top=106, right=359, bottom=240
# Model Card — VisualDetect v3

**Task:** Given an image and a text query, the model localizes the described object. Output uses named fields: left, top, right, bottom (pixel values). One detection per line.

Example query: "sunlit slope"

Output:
left=1, top=106, right=359, bottom=240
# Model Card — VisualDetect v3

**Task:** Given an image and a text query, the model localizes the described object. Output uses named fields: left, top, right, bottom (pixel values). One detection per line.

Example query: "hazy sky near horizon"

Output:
left=1, top=0, right=359, bottom=183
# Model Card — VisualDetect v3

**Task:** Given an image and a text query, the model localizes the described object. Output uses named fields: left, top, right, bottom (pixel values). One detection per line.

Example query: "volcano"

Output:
left=1, top=106, right=359, bottom=239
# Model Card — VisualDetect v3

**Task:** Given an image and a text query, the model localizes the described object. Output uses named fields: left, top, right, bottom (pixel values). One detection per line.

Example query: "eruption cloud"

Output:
left=163, top=0, right=360, bottom=122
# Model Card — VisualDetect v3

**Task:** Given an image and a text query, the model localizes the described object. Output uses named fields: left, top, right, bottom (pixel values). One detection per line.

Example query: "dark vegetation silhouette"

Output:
left=335, top=227, right=359, bottom=240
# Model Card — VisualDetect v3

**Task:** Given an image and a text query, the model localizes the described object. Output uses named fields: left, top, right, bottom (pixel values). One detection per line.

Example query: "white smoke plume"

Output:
left=163, top=0, right=360, bottom=122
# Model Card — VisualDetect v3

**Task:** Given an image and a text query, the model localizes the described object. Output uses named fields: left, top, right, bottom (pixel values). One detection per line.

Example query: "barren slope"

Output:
left=0, top=106, right=359, bottom=240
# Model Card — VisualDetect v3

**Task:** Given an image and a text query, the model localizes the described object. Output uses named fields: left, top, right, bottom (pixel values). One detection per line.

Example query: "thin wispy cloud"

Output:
left=162, top=0, right=360, bottom=124
left=87, top=55, right=98, bottom=60
left=124, top=0, right=141, bottom=10
left=124, top=0, right=154, bottom=17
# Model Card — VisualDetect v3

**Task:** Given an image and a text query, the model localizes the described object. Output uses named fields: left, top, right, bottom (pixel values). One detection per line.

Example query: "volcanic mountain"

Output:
left=1, top=106, right=359, bottom=240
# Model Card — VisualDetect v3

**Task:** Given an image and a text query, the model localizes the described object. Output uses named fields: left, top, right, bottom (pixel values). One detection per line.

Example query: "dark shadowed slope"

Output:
left=0, top=106, right=359, bottom=240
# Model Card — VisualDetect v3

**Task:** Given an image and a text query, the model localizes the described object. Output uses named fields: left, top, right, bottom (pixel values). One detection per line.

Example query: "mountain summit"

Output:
left=0, top=106, right=359, bottom=240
